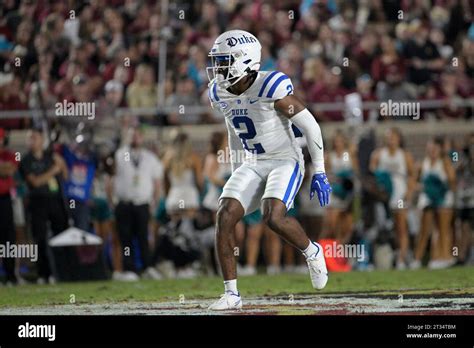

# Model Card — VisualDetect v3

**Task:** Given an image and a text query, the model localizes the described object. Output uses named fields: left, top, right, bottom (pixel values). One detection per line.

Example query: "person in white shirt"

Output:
left=113, top=127, right=163, bottom=280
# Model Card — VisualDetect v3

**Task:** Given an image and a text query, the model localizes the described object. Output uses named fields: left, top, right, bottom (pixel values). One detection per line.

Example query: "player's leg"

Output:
left=234, top=220, right=246, bottom=253
left=261, top=159, right=328, bottom=288
left=262, top=198, right=314, bottom=251
left=215, top=198, right=245, bottom=281
left=262, top=198, right=328, bottom=289
left=209, top=164, right=265, bottom=310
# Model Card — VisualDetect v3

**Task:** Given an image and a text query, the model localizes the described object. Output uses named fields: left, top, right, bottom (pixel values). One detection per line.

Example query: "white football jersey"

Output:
left=209, top=70, right=303, bottom=162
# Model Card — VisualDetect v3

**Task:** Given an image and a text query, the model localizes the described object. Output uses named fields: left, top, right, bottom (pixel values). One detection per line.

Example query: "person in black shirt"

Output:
left=19, top=129, right=68, bottom=284
left=403, top=23, right=445, bottom=85
left=0, top=128, right=18, bottom=285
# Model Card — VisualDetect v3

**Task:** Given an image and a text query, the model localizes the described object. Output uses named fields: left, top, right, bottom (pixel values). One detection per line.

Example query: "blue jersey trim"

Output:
left=267, top=74, right=289, bottom=98
left=282, top=162, right=299, bottom=204
left=258, top=71, right=279, bottom=97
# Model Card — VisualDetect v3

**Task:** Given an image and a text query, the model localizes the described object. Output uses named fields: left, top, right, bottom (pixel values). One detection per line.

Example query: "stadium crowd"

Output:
left=0, top=0, right=474, bottom=284
left=0, top=0, right=473, bottom=125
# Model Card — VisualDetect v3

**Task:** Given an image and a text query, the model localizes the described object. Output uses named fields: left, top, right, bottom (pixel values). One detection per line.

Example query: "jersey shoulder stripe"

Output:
left=267, top=74, right=290, bottom=98
left=258, top=71, right=279, bottom=97
left=257, top=71, right=292, bottom=99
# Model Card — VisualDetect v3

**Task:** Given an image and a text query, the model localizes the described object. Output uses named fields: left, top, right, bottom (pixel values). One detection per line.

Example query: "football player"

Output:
left=207, top=30, right=331, bottom=310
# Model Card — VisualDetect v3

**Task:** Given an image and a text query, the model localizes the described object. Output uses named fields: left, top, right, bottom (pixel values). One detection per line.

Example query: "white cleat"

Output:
left=208, top=291, right=242, bottom=311
left=306, top=242, right=328, bottom=290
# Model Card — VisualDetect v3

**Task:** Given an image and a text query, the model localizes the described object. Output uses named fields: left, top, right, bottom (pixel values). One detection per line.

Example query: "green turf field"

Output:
left=0, top=267, right=473, bottom=308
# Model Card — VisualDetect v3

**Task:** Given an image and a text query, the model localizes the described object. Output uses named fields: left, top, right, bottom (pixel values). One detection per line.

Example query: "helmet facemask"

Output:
left=207, top=51, right=250, bottom=89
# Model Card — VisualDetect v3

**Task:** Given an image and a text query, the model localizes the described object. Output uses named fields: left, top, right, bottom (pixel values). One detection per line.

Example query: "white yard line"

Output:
left=1, top=294, right=473, bottom=315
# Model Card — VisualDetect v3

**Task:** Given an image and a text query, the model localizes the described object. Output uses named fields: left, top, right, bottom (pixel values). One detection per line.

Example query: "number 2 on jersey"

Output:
left=232, top=116, right=265, bottom=154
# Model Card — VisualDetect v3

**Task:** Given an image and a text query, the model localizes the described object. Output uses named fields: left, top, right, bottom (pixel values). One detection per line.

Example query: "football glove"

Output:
left=310, top=172, right=332, bottom=207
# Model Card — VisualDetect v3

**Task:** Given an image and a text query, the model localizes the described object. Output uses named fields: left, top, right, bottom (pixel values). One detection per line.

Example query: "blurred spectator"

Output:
left=325, top=130, right=357, bottom=245
left=403, top=21, right=444, bottom=86
left=436, top=69, right=468, bottom=119
left=0, top=128, right=18, bottom=285
left=376, top=64, right=417, bottom=110
left=455, top=133, right=474, bottom=265
left=162, top=132, right=203, bottom=218
left=461, top=26, right=474, bottom=80
left=91, top=154, right=124, bottom=280
left=352, top=30, right=379, bottom=74
left=125, top=63, right=157, bottom=109
left=95, top=79, right=127, bottom=145
left=355, top=74, right=377, bottom=121
left=29, top=54, right=58, bottom=110
left=412, top=137, right=456, bottom=270
left=113, top=127, right=163, bottom=280
left=61, top=139, right=96, bottom=232
left=5, top=0, right=37, bottom=35
left=309, top=66, right=348, bottom=121
left=371, top=35, right=405, bottom=84
left=0, top=73, right=28, bottom=129
left=202, top=131, right=230, bottom=215
left=165, top=77, right=201, bottom=124
left=370, top=128, right=416, bottom=270
left=0, top=0, right=471, bottom=125
left=19, top=128, right=68, bottom=284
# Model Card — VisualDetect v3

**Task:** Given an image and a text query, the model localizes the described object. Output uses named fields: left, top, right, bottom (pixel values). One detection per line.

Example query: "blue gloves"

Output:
left=310, top=172, right=332, bottom=207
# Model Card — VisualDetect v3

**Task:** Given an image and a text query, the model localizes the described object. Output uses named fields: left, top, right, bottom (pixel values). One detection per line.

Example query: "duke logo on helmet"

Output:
left=207, top=30, right=262, bottom=89
left=226, top=35, right=257, bottom=47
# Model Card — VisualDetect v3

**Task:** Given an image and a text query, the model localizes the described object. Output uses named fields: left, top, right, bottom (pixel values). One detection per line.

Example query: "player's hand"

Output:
left=310, top=172, right=332, bottom=207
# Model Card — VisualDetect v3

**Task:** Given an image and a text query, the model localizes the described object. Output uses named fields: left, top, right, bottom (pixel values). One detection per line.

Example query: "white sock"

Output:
left=224, top=279, right=238, bottom=295
left=302, top=240, right=319, bottom=259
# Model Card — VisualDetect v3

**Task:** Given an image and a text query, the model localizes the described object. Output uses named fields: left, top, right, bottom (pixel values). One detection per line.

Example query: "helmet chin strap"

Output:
left=218, top=68, right=252, bottom=89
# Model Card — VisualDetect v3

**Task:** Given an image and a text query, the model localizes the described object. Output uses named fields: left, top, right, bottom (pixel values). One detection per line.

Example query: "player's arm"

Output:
left=225, top=117, right=244, bottom=173
left=275, top=94, right=331, bottom=206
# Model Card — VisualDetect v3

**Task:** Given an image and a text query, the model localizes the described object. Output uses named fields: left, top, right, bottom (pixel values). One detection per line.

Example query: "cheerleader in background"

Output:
left=454, top=133, right=474, bottom=265
left=163, top=132, right=203, bottom=219
left=202, top=132, right=231, bottom=217
left=91, top=155, right=124, bottom=280
left=411, top=137, right=456, bottom=269
left=370, top=127, right=416, bottom=270
left=325, top=130, right=358, bottom=245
